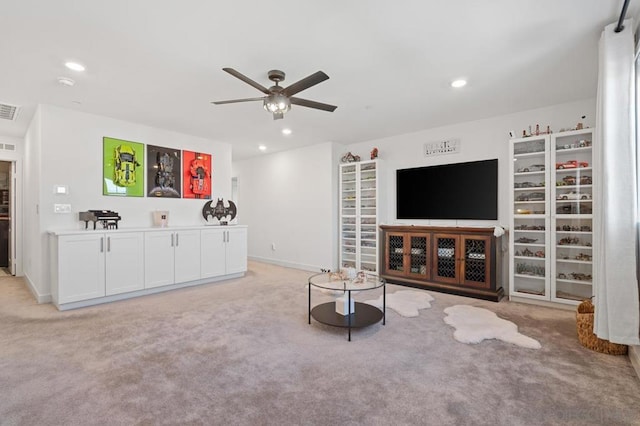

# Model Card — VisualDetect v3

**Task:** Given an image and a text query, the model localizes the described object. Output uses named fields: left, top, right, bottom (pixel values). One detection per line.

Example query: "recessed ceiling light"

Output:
left=451, top=79, right=467, bottom=88
left=57, top=77, right=76, bottom=87
left=65, top=62, right=86, bottom=72
left=258, top=145, right=267, bottom=151
left=282, top=128, right=292, bottom=135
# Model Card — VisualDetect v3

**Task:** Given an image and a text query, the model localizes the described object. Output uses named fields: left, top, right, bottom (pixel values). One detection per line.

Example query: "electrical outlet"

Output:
left=54, top=204, right=72, bottom=214
left=271, top=243, right=276, bottom=251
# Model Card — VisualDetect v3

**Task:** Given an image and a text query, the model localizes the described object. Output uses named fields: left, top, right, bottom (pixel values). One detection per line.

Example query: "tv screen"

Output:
left=396, top=159, right=498, bottom=220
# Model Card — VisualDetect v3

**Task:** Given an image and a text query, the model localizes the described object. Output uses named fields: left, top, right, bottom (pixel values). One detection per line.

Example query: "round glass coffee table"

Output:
left=308, top=272, right=385, bottom=341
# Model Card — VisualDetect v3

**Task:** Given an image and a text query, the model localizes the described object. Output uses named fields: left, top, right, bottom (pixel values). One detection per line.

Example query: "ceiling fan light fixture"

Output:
left=263, top=93, right=291, bottom=114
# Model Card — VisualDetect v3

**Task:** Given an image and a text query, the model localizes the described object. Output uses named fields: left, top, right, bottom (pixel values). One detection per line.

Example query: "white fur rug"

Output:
left=443, top=305, right=541, bottom=349
left=365, top=290, right=434, bottom=317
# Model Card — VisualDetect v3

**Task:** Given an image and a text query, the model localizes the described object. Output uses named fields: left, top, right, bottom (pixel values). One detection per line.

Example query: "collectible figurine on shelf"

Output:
left=370, top=147, right=378, bottom=160
left=341, top=152, right=360, bottom=163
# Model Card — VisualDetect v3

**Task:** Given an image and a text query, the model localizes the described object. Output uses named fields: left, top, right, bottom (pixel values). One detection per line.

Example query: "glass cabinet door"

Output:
left=461, top=236, right=490, bottom=288
left=407, top=234, right=430, bottom=279
left=512, top=218, right=549, bottom=297
left=340, top=164, right=357, bottom=269
left=433, top=234, right=459, bottom=284
left=552, top=130, right=594, bottom=302
left=386, top=233, right=405, bottom=275
left=511, top=135, right=550, bottom=299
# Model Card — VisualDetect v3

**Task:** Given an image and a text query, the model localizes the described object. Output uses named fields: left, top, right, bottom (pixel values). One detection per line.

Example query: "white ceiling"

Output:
left=0, top=1, right=634, bottom=160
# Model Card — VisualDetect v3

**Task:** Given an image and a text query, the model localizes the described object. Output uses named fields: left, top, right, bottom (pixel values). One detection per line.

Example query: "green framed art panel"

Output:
left=103, top=137, right=145, bottom=197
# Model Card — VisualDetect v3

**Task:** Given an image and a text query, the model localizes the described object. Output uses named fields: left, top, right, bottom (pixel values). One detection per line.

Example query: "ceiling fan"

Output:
left=211, top=68, right=337, bottom=120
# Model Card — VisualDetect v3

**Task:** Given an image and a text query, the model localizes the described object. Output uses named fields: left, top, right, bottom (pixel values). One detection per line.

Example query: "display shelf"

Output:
left=339, top=160, right=384, bottom=273
left=509, top=128, right=595, bottom=306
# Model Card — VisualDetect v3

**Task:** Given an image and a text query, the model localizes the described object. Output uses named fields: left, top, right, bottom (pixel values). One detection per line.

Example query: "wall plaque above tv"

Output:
left=396, top=159, right=498, bottom=220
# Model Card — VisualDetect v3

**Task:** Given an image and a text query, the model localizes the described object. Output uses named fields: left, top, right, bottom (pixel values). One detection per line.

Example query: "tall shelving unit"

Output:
left=509, top=128, right=595, bottom=306
left=339, top=159, right=384, bottom=273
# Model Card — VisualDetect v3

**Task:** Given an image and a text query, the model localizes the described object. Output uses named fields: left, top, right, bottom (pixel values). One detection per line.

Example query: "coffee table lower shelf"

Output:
left=310, top=302, right=384, bottom=341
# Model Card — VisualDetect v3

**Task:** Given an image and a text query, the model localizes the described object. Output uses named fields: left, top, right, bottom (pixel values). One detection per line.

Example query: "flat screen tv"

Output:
left=396, top=159, right=498, bottom=220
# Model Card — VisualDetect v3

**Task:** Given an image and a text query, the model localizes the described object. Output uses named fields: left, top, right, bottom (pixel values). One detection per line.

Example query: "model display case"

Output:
left=339, top=160, right=384, bottom=273
left=509, top=128, right=595, bottom=305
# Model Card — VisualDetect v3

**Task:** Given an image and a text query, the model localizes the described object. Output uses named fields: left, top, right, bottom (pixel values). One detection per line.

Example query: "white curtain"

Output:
left=594, top=19, right=640, bottom=345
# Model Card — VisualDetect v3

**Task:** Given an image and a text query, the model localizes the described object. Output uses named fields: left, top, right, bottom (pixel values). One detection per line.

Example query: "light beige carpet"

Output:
left=0, top=261, right=639, bottom=425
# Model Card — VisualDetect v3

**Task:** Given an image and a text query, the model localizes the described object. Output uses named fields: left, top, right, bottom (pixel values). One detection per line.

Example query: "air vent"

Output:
left=3, top=144, right=15, bottom=151
left=0, top=103, right=19, bottom=121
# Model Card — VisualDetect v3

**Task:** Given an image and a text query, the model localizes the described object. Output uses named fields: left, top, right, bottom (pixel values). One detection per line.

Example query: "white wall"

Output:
left=344, top=98, right=596, bottom=229
left=24, top=107, right=42, bottom=298
left=26, top=104, right=233, bottom=299
left=233, top=142, right=340, bottom=271
left=233, top=98, right=595, bottom=274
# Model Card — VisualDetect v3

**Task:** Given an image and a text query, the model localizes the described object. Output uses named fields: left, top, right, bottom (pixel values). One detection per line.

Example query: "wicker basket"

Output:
left=576, top=299, right=628, bottom=355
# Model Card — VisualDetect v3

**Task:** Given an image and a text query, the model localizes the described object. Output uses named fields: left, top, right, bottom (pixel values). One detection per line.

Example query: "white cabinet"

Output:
left=509, top=128, right=595, bottom=306
left=53, top=232, right=143, bottom=304
left=201, top=227, right=247, bottom=278
left=339, top=159, right=385, bottom=273
left=105, top=233, right=145, bottom=296
left=55, top=234, right=106, bottom=304
left=50, top=225, right=247, bottom=310
left=144, top=229, right=201, bottom=289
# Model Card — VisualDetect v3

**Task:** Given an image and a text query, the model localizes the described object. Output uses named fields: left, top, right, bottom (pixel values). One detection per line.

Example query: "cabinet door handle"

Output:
left=107, top=236, right=111, bottom=252
left=176, top=233, right=179, bottom=247
left=100, top=237, right=104, bottom=253
left=171, top=233, right=174, bottom=247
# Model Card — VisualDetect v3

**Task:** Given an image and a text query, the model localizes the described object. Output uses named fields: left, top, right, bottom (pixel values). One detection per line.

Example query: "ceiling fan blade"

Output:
left=222, top=68, right=270, bottom=94
left=211, top=97, right=265, bottom=105
left=290, top=97, right=337, bottom=112
left=282, top=71, right=329, bottom=97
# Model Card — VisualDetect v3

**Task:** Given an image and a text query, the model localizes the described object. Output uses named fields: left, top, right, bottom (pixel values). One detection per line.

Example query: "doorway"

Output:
left=0, top=161, right=13, bottom=276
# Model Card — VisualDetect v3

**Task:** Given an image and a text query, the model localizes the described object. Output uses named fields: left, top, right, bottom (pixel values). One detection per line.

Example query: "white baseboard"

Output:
left=249, top=255, right=323, bottom=273
left=23, top=273, right=52, bottom=304
left=508, top=295, right=576, bottom=311
left=629, top=345, right=640, bottom=380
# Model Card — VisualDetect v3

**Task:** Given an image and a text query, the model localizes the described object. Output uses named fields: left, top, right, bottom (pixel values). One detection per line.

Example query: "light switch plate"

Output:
left=53, top=185, right=69, bottom=195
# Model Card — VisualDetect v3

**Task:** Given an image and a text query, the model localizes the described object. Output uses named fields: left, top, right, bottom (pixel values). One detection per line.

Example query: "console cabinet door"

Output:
left=226, top=228, right=248, bottom=274
left=200, top=228, right=227, bottom=278
left=384, top=232, right=406, bottom=276
left=144, top=231, right=175, bottom=289
left=406, top=233, right=431, bottom=280
left=432, top=234, right=460, bottom=284
left=461, top=235, right=491, bottom=288
left=174, top=230, right=201, bottom=283
left=57, top=234, right=106, bottom=303
left=105, top=232, right=144, bottom=296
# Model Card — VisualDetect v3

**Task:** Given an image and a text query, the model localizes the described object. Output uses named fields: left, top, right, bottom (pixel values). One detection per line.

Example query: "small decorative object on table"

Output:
left=152, top=210, right=169, bottom=227
left=79, top=210, right=121, bottom=230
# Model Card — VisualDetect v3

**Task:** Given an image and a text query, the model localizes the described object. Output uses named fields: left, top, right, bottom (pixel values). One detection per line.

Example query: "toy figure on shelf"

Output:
left=341, top=152, right=360, bottom=163
left=370, top=147, right=378, bottom=160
